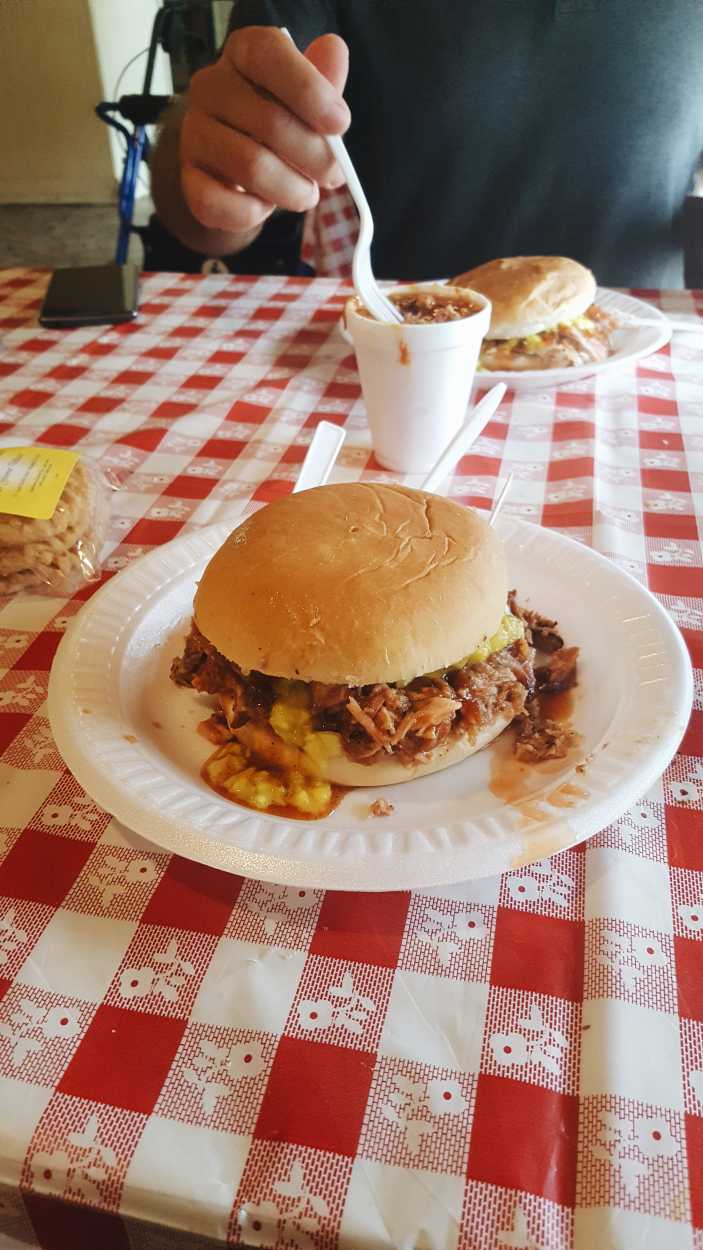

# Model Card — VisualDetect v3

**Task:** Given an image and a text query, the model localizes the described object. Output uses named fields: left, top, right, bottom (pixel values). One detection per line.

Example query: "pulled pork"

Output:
left=513, top=700, right=580, bottom=763
left=478, top=305, right=619, bottom=373
left=370, top=798, right=395, bottom=817
left=508, top=590, right=563, bottom=652
left=171, top=599, right=578, bottom=768
left=536, top=646, right=579, bottom=695
left=311, top=647, right=534, bottom=765
left=171, top=625, right=274, bottom=724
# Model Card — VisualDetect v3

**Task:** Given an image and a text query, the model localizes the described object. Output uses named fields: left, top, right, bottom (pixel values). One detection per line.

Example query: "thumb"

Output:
left=304, top=33, right=349, bottom=95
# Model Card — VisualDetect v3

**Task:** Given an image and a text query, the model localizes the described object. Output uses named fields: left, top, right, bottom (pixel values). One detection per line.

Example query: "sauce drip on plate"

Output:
left=489, top=687, right=578, bottom=811
left=539, top=686, right=575, bottom=723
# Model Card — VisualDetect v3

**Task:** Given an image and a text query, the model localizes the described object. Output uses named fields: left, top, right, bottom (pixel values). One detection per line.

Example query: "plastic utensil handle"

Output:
left=326, top=137, right=401, bottom=321
left=323, top=131, right=372, bottom=219
left=489, top=472, right=514, bottom=526
left=292, top=421, right=346, bottom=493
left=421, top=383, right=506, bottom=493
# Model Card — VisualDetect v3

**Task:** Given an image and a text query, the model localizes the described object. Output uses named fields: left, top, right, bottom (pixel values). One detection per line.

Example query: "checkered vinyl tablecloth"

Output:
left=1, top=267, right=703, bottom=1250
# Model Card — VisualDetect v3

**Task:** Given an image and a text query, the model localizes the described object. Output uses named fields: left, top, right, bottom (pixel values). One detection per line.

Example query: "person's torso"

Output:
left=231, top=0, right=703, bottom=285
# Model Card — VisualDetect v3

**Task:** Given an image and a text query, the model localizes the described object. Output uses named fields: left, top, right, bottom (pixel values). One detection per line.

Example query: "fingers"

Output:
left=181, top=163, right=273, bottom=235
left=183, top=106, right=319, bottom=213
left=304, top=33, right=349, bottom=95
left=303, top=34, right=348, bottom=186
left=189, top=64, right=341, bottom=188
left=182, top=25, right=352, bottom=233
left=225, top=26, right=350, bottom=134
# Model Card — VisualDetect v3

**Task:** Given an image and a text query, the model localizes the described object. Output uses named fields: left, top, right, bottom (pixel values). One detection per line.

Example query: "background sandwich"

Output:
left=451, top=255, right=618, bottom=371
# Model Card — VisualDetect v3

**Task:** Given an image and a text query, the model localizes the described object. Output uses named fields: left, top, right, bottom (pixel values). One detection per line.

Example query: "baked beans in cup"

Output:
left=345, top=283, right=491, bottom=474
left=354, top=288, right=485, bottom=324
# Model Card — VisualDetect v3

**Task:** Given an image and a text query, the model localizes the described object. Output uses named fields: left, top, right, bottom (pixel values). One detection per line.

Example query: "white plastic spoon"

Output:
left=488, top=473, right=514, bottom=526
left=292, top=420, right=346, bottom=493
left=420, top=383, right=506, bottom=493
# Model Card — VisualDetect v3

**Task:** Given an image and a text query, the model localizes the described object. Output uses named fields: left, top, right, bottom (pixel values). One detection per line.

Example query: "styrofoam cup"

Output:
left=345, top=284, right=491, bottom=474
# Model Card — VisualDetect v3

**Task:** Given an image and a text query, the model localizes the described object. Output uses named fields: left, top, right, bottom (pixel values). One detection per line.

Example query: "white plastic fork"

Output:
left=324, top=133, right=402, bottom=324
left=281, top=27, right=401, bottom=324
left=292, top=420, right=346, bottom=493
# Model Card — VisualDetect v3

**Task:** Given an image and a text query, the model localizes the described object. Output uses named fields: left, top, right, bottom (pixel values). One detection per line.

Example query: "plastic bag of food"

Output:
left=0, top=446, right=112, bottom=597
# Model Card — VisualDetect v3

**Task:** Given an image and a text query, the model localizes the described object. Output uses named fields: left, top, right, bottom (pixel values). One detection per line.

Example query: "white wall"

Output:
left=0, top=0, right=172, bottom=204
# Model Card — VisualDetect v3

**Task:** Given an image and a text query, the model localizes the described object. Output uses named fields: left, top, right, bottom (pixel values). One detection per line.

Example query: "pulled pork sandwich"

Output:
left=171, top=483, right=578, bottom=817
left=450, top=255, right=618, bottom=372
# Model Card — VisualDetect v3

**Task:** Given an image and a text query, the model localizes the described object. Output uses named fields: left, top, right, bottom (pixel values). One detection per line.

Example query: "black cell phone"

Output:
left=39, top=262, right=139, bottom=328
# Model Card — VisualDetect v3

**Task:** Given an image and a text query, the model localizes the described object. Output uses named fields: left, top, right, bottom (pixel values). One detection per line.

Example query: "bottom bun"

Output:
left=479, top=332, right=610, bottom=372
left=317, top=714, right=514, bottom=787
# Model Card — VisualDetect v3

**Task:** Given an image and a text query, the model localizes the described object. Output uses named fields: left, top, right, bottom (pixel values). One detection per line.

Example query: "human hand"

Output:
left=181, top=27, right=350, bottom=237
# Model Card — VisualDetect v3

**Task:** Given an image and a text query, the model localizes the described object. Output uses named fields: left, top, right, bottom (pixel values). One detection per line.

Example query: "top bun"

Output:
left=194, top=483, right=506, bottom=686
left=451, top=256, right=596, bottom=340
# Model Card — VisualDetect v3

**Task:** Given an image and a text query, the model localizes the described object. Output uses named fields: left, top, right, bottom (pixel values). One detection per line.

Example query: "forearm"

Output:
left=149, top=97, right=264, bottom=257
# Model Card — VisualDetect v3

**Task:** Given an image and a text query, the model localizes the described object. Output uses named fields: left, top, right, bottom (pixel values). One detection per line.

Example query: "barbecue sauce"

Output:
left=538, top=687, right=575, bottom=723
left=489, top=687, right=577, bottom=814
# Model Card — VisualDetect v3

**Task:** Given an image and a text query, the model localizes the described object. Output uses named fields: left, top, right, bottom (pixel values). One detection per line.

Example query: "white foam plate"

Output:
left=48, top=518, right=691, bottom=891
left=338, top=288, right=672, bottom=392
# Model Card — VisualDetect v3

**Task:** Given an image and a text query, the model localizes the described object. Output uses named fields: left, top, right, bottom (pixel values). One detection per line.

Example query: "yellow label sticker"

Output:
left=0, top=447, right=79, bottom=520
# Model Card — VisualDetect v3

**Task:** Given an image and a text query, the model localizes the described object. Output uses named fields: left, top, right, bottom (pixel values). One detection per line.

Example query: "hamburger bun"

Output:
left=195, top=483, right=507, bottom=686
left=451, top=255, right=596, bottom=340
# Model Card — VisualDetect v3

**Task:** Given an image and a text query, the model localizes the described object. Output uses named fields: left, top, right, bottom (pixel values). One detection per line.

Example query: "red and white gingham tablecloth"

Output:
left=0, top=266, right=703, bottom=1250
